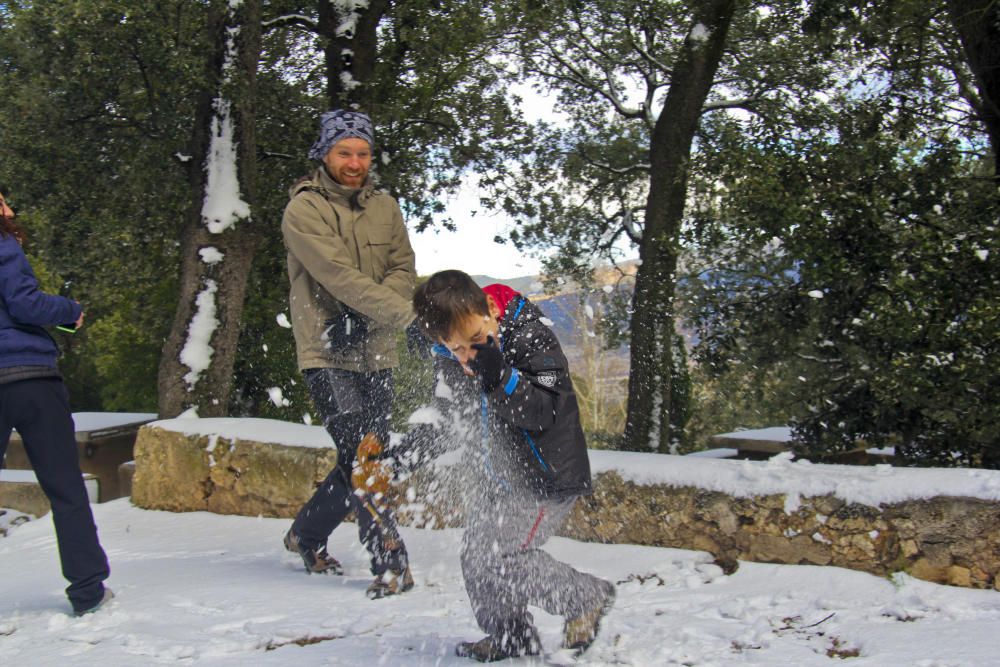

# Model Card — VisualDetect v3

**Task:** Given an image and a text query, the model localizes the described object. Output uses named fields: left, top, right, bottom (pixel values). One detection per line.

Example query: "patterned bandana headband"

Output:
left=308, top=110, right=375, bottom=161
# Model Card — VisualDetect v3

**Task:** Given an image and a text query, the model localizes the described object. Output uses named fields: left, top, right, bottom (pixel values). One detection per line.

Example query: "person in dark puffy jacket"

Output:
left=408, top=269, right=615, bottom=662
left=0, top=185, right=112, bottom=616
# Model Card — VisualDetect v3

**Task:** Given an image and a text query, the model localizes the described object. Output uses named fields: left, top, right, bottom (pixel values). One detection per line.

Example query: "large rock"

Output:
left=0, top=475, right=51, bottom=517
left=0, top=470, right=99, bottom=517
left=131, top=422, right=337, bottom=518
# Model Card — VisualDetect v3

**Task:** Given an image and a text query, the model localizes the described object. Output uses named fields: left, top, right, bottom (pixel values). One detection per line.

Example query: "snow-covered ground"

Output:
left=2, top=500, right=999, bottom=666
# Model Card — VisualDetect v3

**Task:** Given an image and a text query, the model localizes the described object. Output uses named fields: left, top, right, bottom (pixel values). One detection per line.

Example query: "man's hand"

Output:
left=390, top=423, right=443, bottom=474
left=468, top=336, right=505, bottom=393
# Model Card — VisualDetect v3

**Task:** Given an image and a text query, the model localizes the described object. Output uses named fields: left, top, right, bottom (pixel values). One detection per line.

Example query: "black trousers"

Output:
left=291, top=368, right=408, bottom=575
left=0, top=377, right=109, bottom=612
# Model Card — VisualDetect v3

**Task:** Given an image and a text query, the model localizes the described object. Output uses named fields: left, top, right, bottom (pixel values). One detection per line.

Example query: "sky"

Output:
left=405, top=81, right=647, bottom=281
left=407, top=83, right=561, bottom=280
left=2, top=416, right=1000, bottom=666
left=408, top=183, right=546, bottom=280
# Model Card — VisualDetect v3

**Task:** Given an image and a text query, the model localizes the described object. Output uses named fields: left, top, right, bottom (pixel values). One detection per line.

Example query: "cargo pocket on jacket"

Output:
left=366, top=224, right=395, bottom=278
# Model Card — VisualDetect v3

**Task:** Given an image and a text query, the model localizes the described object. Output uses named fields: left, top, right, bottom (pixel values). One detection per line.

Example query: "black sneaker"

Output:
left=73, top=588, right=115, bottom=617
left=455, top=623, right=542, bottom=662
left=283, top=528, right=343, bottom=575
left=562, top=581, right=616, bottom=655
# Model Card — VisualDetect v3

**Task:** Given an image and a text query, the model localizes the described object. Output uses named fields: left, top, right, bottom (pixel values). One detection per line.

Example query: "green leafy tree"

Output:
left=157, top=0, right=262, bottom=418
left=260, top=0, right=532, bottom=230
left=493, top=0, right=835, bottom=452
left=805, top=0, right=1000, bottom=175
left=684, top=97, right=1000, bottom=467
left=1, top=1, right=535, bottom=417
left=680, top=0, right=1000, bottom=467
left=0, top=1, right=214, bottom=411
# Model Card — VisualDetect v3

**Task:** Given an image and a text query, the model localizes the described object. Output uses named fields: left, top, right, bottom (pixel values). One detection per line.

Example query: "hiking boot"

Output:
left=563, top=581, right=616, bottom=655
left=455, top=624, right=542, bottom=662
left=366, top=565, right=414, bottom=599
left=73, top=588, right=115, bottom=617
left=283, top=528, right=343, bottom=575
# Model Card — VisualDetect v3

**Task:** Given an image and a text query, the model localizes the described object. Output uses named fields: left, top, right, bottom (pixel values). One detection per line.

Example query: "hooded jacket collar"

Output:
left=290, top=166, right=376, bottom=209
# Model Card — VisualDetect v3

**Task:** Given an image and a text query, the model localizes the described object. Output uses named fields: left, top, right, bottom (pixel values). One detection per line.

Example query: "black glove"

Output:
left=405, top=320, right=432, bottom=359
left=469, top=336, right=506, bottom=393
left=324, top=308, right=369, bottom=349
left=390, top=423, right=443, bottom=474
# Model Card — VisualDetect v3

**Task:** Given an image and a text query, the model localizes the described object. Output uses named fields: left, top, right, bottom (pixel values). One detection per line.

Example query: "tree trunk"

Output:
left=947, top=0, right=1000, bottom=174
left=624, top=0, right=736, bottom=452
left=318, top=0, right=392, bottom=111
left=158, top=0, right=262, bottom=418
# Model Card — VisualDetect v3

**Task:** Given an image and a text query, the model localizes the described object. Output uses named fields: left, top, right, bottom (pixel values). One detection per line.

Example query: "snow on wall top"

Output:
left=149, top=418, right=1000, bottom=507
left=151, top=418, right=333, bottom=450
left=589, top=449, right=1000, bottom=507
left=73, top=413, right=158, bottom=432
left=712, top=426, right=792, bottom=441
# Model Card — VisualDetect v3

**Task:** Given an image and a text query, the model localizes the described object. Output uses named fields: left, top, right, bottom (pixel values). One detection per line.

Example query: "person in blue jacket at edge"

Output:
left=0, top=185, right=112, bottom=616
left=404, top=269, right=615, bottom=662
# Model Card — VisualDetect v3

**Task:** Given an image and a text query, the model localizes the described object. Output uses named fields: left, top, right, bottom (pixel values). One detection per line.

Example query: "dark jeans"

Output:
left=0, top=377, right=110, bottom=613
left=291, top=368, right=408, bottom=575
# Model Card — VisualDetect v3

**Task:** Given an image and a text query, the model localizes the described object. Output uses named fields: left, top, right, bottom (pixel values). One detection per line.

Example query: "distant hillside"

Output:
left=470, top=275, right=602, bottom=346
left=471, top=259, right=640, bottom=296
left=470, top=274, right=543, bottom=295
left=470, top=265, right=637, bottom=368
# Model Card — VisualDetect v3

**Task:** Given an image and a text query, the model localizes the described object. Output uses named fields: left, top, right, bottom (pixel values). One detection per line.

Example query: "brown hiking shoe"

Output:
left=366, top=565, right=414, bottom=599
left=563, top=582, right=616, bottom=655
left=283, top=528, right=343, bottom=575
left=455, top=624, right=542, bottom=662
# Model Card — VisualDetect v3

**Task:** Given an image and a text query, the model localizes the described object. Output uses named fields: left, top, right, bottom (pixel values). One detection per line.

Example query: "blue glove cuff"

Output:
left=503, top=367, right=520, bottom=396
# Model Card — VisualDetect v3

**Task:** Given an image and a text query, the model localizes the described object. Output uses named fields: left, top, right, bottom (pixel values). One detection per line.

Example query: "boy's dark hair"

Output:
left=413, top=269, right=489, bottom=341
left=0, top=183, right=26, bottom=243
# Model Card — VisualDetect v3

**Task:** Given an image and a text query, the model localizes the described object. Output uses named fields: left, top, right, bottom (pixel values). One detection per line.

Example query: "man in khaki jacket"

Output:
left=281, top=109, right=417, bottom=599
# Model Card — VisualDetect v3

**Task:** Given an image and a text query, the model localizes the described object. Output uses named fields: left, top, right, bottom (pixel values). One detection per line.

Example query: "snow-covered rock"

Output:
left=131, top=419, right=337, bottom=518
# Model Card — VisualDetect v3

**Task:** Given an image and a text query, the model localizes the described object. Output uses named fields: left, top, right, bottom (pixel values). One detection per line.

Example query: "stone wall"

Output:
left=559, top=472, right=1000, bottom=591
left=131, top=424, right=337, bottom=518
left=0, top=478, right=52, bottom=518
left=130, top=425, right=1000, bottom=591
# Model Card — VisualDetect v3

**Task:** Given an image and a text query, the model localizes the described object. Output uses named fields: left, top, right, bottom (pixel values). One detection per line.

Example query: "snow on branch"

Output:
left=795, top=353, right=842, bottom=365
left=689, top=22, right=711, bottom=43
left=702, top=97, right=756, bottom=113
left=622, top=207, right=643, bottom=243
left=332, top=0, right=371, bottom=39
left=262, top=14, right=319, bottom=33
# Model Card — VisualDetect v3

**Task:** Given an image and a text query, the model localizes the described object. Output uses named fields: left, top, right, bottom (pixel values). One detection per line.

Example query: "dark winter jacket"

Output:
left=419, top=287, right=593, bottom=500
left=0, top=234, right=80, bottom=369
